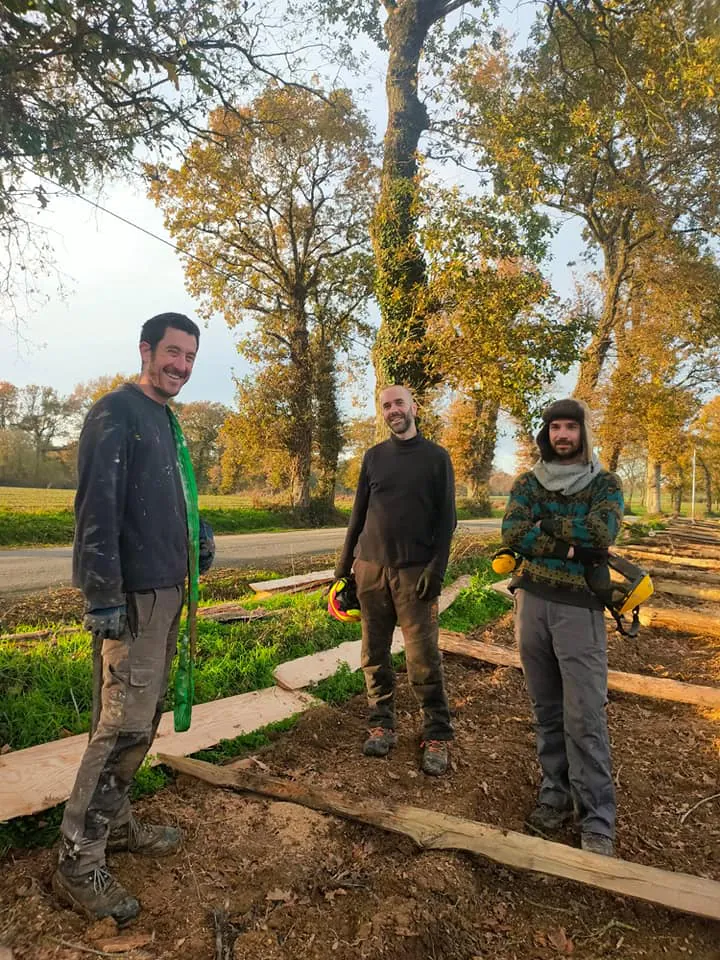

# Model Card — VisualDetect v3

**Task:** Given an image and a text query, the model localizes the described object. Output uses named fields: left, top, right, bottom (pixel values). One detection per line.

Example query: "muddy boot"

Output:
left=52, top=865, right=140, bottom=924
left=581, top=832, right=615, bottom=857
left=107, top=815, right=181, bottom=856
left=421, top=740, right=449, bottom=776
left=363, top=727, right=397, bottom=757
left=525, top=803, right=573, bottom=836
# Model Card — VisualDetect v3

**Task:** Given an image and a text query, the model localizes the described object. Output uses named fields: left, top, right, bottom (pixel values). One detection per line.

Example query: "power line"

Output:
left=18, top=163, right=374, bottom=353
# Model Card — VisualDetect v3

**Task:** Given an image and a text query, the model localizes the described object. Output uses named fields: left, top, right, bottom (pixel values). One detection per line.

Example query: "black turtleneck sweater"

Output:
left=337, top=432, right=456, bottom=578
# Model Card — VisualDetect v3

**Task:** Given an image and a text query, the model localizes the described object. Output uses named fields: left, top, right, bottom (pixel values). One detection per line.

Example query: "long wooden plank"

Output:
left=249, top=569, right=335, bottom=593
left=158, top=754, right=720, bottom=922
left=273, top=575, right=473, bottom=690
left=652, top=578, right=720, bottom=602
left=438, top=631, right=720, bottom=708
left=0, top=688, right=318, bottom=822
left=616, top=548, right=720, bottom=570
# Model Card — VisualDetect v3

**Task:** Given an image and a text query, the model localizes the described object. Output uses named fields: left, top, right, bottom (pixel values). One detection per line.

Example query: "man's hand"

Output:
left=572, top=545, right=609, bottom=566
left=84, top=605, right=127, bottom=639
left=416, top=565, right=443, bottom=601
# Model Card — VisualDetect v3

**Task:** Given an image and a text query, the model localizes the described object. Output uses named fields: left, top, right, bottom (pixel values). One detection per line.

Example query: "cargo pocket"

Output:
left=124, top=665, right=158, bottom=733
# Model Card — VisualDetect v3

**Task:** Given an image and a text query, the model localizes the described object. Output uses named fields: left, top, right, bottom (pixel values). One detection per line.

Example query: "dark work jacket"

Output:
left=73, top=384, right=187, bottom=609
left=337, top=432, right=456, bottom=579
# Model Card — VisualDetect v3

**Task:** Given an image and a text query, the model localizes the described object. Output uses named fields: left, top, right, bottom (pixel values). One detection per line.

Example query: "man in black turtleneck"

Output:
left=335, top=385, right=456, bottom=775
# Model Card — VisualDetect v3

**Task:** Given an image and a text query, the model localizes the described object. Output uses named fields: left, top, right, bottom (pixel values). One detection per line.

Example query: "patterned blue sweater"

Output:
left=501, top=469, right=625, bottom=609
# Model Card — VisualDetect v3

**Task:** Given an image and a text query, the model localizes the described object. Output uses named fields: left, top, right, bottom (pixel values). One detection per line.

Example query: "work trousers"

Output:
left=60, top=585, right=184, bottom=875
left=354, top=559, right=453, bottom=741
left=515, top=589, right=615, bottom=838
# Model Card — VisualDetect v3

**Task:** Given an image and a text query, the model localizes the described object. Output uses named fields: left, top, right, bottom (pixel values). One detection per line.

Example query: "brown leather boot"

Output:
left=107, top=815, right=181, bottom=856
left=52, top=865, right=140, bottom=924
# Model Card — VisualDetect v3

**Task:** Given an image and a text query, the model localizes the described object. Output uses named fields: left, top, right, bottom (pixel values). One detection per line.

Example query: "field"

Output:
left=0, top=488, right=505, bottom=547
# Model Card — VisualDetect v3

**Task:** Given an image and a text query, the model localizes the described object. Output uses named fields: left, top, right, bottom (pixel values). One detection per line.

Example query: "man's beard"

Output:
left=388, top=413, right=412, bottom=434
left=551, top=441, right=581, bottom=461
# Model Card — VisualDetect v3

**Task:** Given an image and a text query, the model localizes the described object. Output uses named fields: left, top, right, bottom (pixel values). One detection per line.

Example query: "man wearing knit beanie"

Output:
left=501, top=397, right=624, bottom=857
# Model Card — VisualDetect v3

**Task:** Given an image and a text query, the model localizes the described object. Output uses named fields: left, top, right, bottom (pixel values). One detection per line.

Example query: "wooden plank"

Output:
left=652, top=578, right=720, bottom=602
left=438, top=631, right=720, bottom=708
left=198, top=604, right=280, bottom=623
left=158, top=754, right=720, bottom=923
left=249, top=569, right=335, bottom=594
left=639, top=607, right=720, bottom=638
left=0, top=626, right=78, bottom=644
left=273, top=576, right=473, bottom=690
left=615, top=549, right=720, bottom=571
left=0, top=688, right=318, bottom=822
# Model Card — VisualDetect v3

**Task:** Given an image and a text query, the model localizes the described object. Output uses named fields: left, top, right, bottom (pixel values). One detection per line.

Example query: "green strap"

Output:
left=167, top=407, right=199, bottom=732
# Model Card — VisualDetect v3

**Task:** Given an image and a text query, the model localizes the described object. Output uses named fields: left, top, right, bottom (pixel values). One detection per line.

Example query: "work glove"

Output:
left=416, top=565, right=443, bottom=602
left=85, top=605, right=127, bottom=640
left=572, top=545, right=609, bottom=567
left=199, top=518, right=215, bottom=574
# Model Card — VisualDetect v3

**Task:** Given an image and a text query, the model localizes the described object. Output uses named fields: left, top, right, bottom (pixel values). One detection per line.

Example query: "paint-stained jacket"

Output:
left=73, top=383, right=187, bottom=609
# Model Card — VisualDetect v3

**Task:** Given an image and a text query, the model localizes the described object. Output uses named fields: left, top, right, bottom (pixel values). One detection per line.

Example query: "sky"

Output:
left=0, top=0, right=583, bottom=474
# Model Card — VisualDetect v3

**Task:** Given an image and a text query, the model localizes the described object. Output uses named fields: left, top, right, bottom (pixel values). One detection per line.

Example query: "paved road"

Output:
left=0, top=520, right=501, bottom=596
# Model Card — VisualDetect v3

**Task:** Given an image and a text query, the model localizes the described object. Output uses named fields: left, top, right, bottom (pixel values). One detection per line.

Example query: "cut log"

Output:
left=0, top=625, right=78, bottom=643
left=249, top=570, right=335, bottom=594
left=198, top=604, right=279, bottom=623
left=0, top=687, right=318, bottom=822
left=157, top=753, right=720, bottom=923
left=615, top=549, right=720, bottom=572
left=437, top=631, right=720, bottom=709
left=643, top=567, right=720, bottom=585
left=273, top=575, right=474, bottom=690
left=652, top=578, right=720, bottom=603
left=639, top=607, right=720, bottom=638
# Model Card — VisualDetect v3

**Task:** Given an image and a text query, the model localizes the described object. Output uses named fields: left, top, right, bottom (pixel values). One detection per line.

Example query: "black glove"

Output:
left=572, top=544, right=609, bottom=566
left=199, top=518, right=215, bottom=574
left=539, top=518, right=558, bottom=537
left=84, top=605, right=127, bottom=640
left=416, top=565, right=443, bottom=601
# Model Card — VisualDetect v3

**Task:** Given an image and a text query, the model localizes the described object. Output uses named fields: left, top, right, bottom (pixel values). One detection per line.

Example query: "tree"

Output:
left=422, top=186, right=584, bottom=491
left=309, top=0, right=493, bottom=401
left=456, top=1, right=720, bottom=402
left=337, top=416, right=376, bottom=492
left=174, top=401, right=230, bottom=492
left=0, top=382, right=19, bottom=430
left=150, top=83, right=376, bottom=511
left=693, top=397, right=720, bottom=515
left=14, top=384, right=78, bottom=481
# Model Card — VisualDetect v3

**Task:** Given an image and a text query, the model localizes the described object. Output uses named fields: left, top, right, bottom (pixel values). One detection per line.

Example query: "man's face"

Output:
left=140, top=327, right=197, bottom=400
left=548, top=419, right=583, bottom=461
left=380, top=387, right=417, bottom=436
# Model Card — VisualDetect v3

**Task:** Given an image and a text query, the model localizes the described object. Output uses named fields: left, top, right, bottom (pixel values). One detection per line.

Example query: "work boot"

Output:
left=525, top=803, right=573, bottom=836
left=421, top=740, right=449, bottom=776
left=362, top=727, right=397, bottom=757
left=52, top=865, right=140, bottom=924
left=107, top=815, right=181, bottom=856
left=581, top=832, right=615, bottom=857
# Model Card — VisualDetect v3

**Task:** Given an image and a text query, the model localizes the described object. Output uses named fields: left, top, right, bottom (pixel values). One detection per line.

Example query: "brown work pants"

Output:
left=354, top=560, right=453, bottom=741
left=59, top=585, right=184, bottom=876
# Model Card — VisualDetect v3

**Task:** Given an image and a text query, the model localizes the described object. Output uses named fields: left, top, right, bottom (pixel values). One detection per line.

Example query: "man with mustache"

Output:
left=335, top=385, right=456, bottom=775
left=53, top=313, right=211, bottom=923
left=502, top=398, right=624, bottom=857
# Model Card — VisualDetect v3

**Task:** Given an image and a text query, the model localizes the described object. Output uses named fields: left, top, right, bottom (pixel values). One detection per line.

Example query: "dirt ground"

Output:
left=1, top=608, right=719, bottom=960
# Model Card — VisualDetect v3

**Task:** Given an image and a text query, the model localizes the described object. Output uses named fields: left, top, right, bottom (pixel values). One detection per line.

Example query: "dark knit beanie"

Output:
left=536, top=398, right=592, bottom=463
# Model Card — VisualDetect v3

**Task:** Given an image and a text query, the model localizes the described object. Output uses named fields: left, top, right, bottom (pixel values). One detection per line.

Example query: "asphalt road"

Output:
left=0, top=519, right=501, bottom=596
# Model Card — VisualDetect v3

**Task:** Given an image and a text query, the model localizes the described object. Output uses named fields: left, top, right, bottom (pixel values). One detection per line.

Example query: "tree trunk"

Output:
left=288, top=317, right=312, bottom=512
left=699, top=456, right=713, bottom=514
left=313, top=350, right=342, bottom=510
left=606, top=438, right=623, bottom=472
left=646, top=459, right=662, bottom=514
left=574, top=242, right=628, bottom=403
left=371, top=1, right=440, bottom=400
left=466, top=396, right=499, bottom=500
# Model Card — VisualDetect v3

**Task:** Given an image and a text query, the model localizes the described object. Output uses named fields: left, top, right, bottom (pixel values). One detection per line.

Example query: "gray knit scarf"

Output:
left=533, top=455, right=601, bottom=496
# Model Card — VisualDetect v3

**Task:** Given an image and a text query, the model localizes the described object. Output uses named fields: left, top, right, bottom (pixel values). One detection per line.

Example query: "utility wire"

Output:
left=18, top=163, right=373, bottom=353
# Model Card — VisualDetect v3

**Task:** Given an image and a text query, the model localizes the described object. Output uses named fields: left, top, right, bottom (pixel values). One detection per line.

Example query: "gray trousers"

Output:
left=60, top=586, right=184, bottom=875
left=515, top=589, right=615, bottom=838
left=354, top=559, right=453, bottom=741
